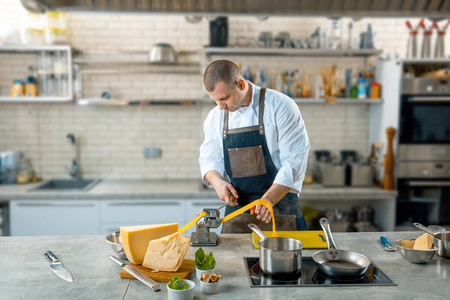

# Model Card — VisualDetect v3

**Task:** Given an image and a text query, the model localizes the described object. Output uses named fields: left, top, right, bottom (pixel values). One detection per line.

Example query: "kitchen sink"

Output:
left=31, top=179, right=101, bottom=192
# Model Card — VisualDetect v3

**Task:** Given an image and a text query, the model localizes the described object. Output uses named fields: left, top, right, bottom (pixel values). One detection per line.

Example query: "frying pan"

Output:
left=312, top=218, right=372, bottom=278
left=413, top=223, right=450, bottom=258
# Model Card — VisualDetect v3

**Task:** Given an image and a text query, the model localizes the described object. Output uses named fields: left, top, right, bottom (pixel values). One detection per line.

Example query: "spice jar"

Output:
left=25, top=76, right=38, bottom=97
left=16, top=158, right=34, bottom=184
left=370, top=82, right=380, bottom=98
left=11, top=80, right=25, bottom=97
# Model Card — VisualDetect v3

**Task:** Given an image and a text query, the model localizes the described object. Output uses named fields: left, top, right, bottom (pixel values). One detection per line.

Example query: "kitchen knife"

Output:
left=44, top=250, right=74, bottom=282
left=109, top=255, right=161, bottom=292
left=380, top=235, right=395, bottom=252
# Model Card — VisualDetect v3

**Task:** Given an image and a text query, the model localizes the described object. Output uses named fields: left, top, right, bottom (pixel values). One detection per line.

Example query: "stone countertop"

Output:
left=0, top=179, right=397, bottom=201
left=0, top=232, right=448, bottom=300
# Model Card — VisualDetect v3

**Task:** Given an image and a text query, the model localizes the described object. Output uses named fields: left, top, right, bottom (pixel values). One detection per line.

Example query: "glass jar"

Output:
left=17, top=158, right=34, bottom=184
left=44, top=28, right=67, bottom=45
left=11, top=80, right=25, bottom=97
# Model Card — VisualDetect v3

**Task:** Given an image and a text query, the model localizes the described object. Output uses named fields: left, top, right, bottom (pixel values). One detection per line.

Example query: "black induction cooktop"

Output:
left=244, top=257, right=396, bottom=288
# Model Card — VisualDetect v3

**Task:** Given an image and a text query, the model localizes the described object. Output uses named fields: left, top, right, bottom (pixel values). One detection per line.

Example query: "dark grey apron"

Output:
left=221, top=87, right=307, bottom=233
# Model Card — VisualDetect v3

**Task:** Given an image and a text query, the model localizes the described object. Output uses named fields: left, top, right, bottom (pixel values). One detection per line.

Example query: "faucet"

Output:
left=66, top=133, right=80, bottom=179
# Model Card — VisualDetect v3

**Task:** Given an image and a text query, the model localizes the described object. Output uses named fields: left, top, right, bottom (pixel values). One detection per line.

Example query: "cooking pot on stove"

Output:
left=248, top=223, right=304, bottom=275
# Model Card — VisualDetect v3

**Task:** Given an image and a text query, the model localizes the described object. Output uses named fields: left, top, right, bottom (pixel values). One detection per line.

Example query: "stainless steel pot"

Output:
left=248, top=223, right=304, bottom=275
left=413, top=223, right=450, bottom=258
left=312, top=218, right=372, bottom=278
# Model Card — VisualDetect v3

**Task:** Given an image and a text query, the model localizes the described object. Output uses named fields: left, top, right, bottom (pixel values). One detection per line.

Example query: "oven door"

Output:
left=399, top=95, right=450, bottom=144
left=397, top=179, right=450, bottom=226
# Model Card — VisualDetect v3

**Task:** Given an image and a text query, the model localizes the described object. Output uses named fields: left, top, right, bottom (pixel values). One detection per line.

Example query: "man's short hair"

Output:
left=203, top=60, right=243, bottom=92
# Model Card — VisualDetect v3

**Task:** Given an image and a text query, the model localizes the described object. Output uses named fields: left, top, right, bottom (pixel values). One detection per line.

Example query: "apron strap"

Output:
left=259, top=88, right=266, bottom=135
left=223, top=109, right=229, bottom=140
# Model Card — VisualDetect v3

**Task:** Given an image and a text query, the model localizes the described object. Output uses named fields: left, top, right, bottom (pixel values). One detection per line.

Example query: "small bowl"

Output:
left=396, top=239, right=438, bottom=264
left=105, top=231, right=128, bottom=260
left=200, top=280, right=220, bottom=295
left=195, top=267, right=215, bottom=281
left=149, top=43, right=177, bottom=63
left=167, top=279, right=195, bottom=300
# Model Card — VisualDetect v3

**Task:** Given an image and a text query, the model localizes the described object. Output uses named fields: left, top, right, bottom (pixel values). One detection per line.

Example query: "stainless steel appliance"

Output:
left=397, top=76, right=450, bottom=226
left=244, top=257, right=396, bottom=287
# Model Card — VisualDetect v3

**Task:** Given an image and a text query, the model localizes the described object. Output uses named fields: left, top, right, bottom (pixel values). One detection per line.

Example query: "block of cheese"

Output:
left=413, top=233, right=434, bottom=250
left=143, top=232, right=189, bottom=272
left=120, top=223, right=178, bottom=265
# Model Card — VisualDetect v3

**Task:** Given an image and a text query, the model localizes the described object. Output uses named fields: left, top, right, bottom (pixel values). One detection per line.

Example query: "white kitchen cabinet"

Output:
left=10, top=200, right=100, bottom=236
left=184, top=199, right=224, bottom=234
left=100, top=199, right=186, bottom=234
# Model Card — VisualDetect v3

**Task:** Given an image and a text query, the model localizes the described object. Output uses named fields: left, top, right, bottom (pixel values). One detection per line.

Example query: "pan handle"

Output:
left=319, top=218, right=338, bottom=250
left=413, top=222, right=437, bottom=236
left=247, top=223, right=268, bottom=240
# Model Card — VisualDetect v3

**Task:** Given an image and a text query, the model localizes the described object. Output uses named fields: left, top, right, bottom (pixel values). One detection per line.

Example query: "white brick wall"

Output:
left=1, top=0, right=449, bottom=179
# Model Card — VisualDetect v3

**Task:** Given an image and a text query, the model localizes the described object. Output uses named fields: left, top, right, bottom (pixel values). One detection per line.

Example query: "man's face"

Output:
left=206, top=80, right=245, bottom=112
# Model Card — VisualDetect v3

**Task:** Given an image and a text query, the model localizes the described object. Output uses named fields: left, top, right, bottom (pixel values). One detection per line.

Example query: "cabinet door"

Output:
left=185, top=199, right=224, bottom=234
left=100, top=199, right=186, bottom=227
left=10, top=200, right=100, bottom=236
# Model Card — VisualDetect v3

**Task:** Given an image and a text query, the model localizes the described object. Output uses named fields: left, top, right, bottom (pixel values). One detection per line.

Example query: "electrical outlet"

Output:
left=143, top=147, right=161, bottom=158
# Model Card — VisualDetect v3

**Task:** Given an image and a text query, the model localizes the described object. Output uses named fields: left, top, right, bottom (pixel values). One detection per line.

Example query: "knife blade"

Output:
left=109, top=255, right=161, bottom=292
left=44, top=250, right=74, bottom=282
left=380, top=235, right=395, bottom=252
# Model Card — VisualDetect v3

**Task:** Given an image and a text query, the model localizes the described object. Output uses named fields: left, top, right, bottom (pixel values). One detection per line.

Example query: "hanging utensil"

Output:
left=380, top=235, right=395, bottom=252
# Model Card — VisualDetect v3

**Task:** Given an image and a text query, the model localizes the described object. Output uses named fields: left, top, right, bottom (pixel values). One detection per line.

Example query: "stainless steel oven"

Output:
left=397, top=77, right=450, bottom=227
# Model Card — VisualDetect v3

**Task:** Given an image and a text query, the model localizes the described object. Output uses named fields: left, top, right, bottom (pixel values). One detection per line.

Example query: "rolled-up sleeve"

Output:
left=199, top=110, right=224, bottom=187
left=273, top=100, right=310, bottom=194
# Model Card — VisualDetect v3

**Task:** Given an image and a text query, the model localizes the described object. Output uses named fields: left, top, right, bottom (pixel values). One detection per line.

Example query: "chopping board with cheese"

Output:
left=252, top=230, right=328, bottom=249
left=119, top=259, right=195, bottom=282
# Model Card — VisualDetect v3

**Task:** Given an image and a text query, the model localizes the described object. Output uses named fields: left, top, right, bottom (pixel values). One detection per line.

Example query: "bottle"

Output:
left=259, top=66, right=267, bottom=88
left=254, top=71, right=262, bottom=87
left=301, top=72, right=310, bottom=98
left=315, top=75, right=325, bottom=98
left=357, top=78, right=368, bottom=99
left=330, top=65, right=340, bottom=97
left=242, top=65, right=252, bottom=81
left=349, top=79, right=358, bottom=98
left=275, top=73, right=284, bottom=92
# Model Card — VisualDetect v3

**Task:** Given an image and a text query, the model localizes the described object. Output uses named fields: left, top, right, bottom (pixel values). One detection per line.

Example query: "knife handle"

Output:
left=45, top=250, right=59, bottom=263
left=380, top=235, right=391, bottom=247
left=109, top=255, right=126, bottom=267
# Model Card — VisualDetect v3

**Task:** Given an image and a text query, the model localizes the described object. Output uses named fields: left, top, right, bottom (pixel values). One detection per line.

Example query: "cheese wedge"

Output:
left=143, top=232, right=189, bottom=272
left=120, top=223, right=178, bottom=265
left=413, top=233, right=434, bottom=250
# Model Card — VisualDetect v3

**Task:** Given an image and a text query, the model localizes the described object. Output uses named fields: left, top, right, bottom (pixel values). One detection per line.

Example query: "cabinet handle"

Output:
left=16, top=203, right=95, bottom=207
left=107, top=202, right=181, bottom=206
left=408, top=181, right=450, bottom=187
left=410, top=97, right=450, bottom=102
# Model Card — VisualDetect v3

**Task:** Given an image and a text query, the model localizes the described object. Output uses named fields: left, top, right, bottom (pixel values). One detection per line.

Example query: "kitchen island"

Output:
left=0, top=232, right=448, bottom=300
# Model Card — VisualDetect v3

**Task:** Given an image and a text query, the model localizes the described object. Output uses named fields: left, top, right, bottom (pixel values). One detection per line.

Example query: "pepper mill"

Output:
left=383, top=127, right=396, bottom=191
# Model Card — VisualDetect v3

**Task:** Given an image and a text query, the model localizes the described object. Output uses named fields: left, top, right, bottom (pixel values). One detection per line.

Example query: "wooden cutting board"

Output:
left=252, top=231, right=328, bottom=249
left=119, top=259, right=195, bottom=282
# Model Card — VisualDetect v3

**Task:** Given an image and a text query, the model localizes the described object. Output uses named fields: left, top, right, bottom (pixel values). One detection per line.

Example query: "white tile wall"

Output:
left=1, top=1, right=449, bottom=179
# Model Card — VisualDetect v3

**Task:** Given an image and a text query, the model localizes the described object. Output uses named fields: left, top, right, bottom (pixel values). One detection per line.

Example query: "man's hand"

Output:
left=205, top=171, right=239, bottom=206
left=254, top=203, right=272, bottom=223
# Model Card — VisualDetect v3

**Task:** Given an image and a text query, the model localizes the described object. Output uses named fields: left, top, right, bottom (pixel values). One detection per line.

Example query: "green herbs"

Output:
left=168, top=275, right=189, bottom=290
left=195, top=247, right=216, bottom=270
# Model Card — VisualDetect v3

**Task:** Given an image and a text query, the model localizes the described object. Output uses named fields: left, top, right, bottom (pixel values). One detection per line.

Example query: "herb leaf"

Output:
left=195, top=247, right=216, bottom=270
left=168, top=275, right=189, bottom=290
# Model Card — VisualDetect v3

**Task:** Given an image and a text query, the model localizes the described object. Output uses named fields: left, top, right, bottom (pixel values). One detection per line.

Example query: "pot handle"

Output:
left=248, top=223, right=268, bottom=240
left=319, top=218, right=338, bottom=250
left=413, top=222, right=436, bottom=236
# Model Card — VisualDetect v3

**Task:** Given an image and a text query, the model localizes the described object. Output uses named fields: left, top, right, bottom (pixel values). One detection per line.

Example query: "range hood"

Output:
left=21, top=0, right=450, bottom=19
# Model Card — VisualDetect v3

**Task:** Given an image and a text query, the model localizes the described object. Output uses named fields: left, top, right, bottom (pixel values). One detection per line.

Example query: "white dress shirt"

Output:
left=199, top=82, right=310, bottom=194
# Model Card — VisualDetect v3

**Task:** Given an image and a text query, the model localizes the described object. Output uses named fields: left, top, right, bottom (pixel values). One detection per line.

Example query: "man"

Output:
left=199, top=60, right=310, bottom=232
